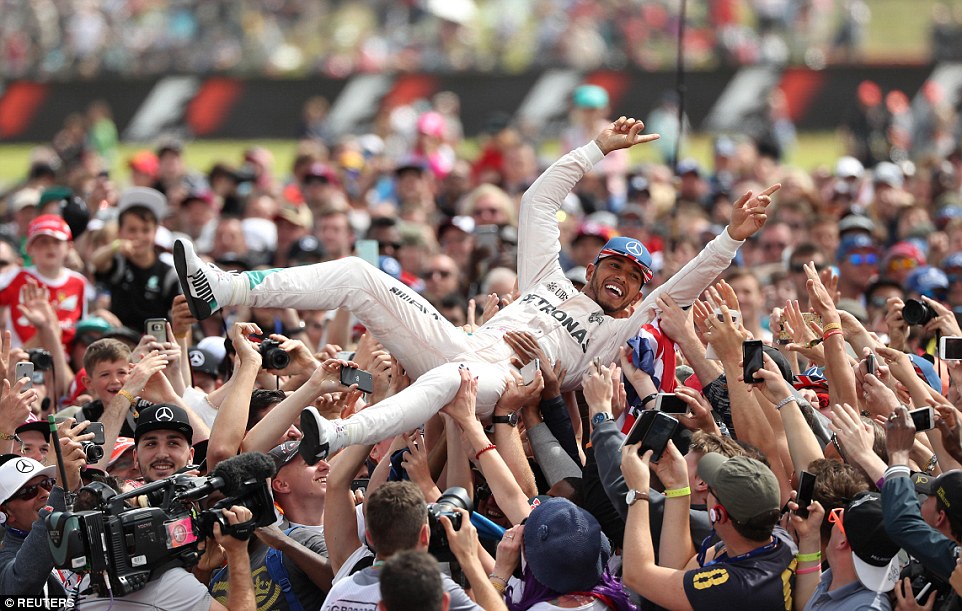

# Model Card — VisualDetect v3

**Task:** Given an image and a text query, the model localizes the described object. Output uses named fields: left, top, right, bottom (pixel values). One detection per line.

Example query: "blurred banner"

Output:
left=0, top=64, right=951, bottom=142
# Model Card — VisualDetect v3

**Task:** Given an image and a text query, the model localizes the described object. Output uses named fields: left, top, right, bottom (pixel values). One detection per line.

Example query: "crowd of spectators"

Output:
left=9, top=0, right=957, bottom=79
left=0, top=74, right=962, bottom=611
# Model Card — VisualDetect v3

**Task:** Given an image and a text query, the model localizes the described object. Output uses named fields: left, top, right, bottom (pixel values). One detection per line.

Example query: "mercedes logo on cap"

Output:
left=190, top=351, right=205, bottom=367
left=15, top=459, right=33, bottom=473
left=155, top=406, right=175, bottom=421
left=626, top=241, right=643, bottom=256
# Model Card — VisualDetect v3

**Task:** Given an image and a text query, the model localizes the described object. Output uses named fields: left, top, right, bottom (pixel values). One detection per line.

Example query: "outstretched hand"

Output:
left=728, top=183, right=780, bottom=241
left=594, top=117, right=660, bottom=155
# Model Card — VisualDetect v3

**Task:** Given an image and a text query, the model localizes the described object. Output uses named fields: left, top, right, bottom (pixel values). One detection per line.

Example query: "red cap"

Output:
left=27, top=214, right=72, bottom=245
left=128, top=150, right=159, bottom=177
left=108, top=437, right=135, bottom=467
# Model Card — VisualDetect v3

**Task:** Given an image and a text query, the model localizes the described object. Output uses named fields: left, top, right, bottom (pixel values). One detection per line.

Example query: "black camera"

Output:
left=81, top=441, right=104, bottom=463
left=427, top=487, right=473, bottom=562
left=903, top=298, right=936, bottom=326
left=259, top=338, right=291, bottom=370
left=46, top=452, right=275, bottom=597
left=27, top=348, right=53, bottom=371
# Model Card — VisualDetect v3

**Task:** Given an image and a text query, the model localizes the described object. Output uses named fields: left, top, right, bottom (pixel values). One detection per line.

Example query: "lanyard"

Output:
left=697, top=530, right=778, bottom=567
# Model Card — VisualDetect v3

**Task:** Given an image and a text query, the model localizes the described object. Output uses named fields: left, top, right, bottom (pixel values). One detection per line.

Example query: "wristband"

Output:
left=796, top=551, right=822, bottom=562
left=640, top=392, right=658, bottom=408
left=664, top=486, right=691, bottom=498
left=117, top=389, right=137, bottom=405
left=489, top=577, right=507, bottom=594
left=475, top=444, right=497, bottom=461
left=876, top=476, right=886, bottom=490
left=821, top=322, right=842, bottom=333
left=0, top=431, right=19, bottom=442
left=822, top=329, right=844, bottom=341
left=774, top=396, right=796, bottom=411
left=796, top=564, right=821, bottom=575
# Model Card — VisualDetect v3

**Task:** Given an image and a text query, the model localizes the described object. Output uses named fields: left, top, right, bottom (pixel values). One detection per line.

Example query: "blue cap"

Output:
left=676, top=159, right=701, bottom=177
left=905, top=266, right=948, bottom=297
left=595, top=236, right=653, bottom=283
left=572, top=85, right=609, bottom=109
left=378, top=255, right=402, bottom=279
left=909, top=354, right=942, bottom=394
left=942, top=251, right=962, bottom=271
left=837, top=234, right=878, bottom=261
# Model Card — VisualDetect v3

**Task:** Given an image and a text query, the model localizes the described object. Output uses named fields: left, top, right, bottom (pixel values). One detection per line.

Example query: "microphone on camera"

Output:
left=174, top=452, right=276, bottom=502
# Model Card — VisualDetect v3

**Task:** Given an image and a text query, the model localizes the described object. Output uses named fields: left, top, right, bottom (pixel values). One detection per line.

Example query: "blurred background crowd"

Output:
left=3, top=0, right=962, bottom=80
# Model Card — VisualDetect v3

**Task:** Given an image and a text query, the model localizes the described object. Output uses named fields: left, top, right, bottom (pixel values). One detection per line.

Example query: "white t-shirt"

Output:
left=73, top=566, right=211, bottom=610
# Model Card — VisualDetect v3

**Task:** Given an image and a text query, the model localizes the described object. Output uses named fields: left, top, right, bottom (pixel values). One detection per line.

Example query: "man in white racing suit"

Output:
left=173, top=117, right=779, bottom=464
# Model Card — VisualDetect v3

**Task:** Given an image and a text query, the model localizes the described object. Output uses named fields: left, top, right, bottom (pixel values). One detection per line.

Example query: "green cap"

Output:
left=38, top=186, right=72, bottom=208
left=573, top=85, right=609, bottom=109
left=697, top=453, right=780, bottom=522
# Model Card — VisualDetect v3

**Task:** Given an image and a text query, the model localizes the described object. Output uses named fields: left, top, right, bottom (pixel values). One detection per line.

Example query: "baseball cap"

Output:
left=909, top=354, right=943, bottom=394
left=304, top=163, right=339, bottom=184
left=127, top=150, right=159, bottom=177
left=844, top=491, right=903, bottom=592
left=912, top=471, right=962, bottom=522
left=183, top=189, right=215, bottom=207
left=269, top=441, right=301, bottom=472
left=595, top=236, right=653, bottom=284
left=883, top=242, right=925, bottom=271
left=378, top=256, right=402, bottom=280
left=275, top=202, right=313, bottom=229
left=107, top=437, right=136, bottom=468
left=27, top=214, right=72, bottom=245
left=944, top=252, right=962, bottom=272
left=117, top=187, right=168, bottom=222
left=714, top=136, right=737, bottom=157
left=697, top=453, right=781, bottom=522
left=417, top=111, right=447, bottom=138
left=188, top=347, right=221, bottom=377
left=523, top=498, right=611, bottom=593
left=197, top=336, right=228, bottom=364
left=676, top=159, right=701, bottom=177
left=134, top=403, right=193, bottom=442
left=836, top=156, right=865, bottom=179
left=574, top=221, right=616, bottom=245
left=838, top=214, right=876, bottom=236
left=836, top=234, right=878, bottom=261
left=0, top=457, right=56, bottom=505
left=905, top=266, right=948, bottom=298
left=572, top=85, right=609, bottom=109
left=874, top=161, right=904, bottom=189
left=15, top=414, right=50, bottom=441
left=9, top=188, right=40, bottom=213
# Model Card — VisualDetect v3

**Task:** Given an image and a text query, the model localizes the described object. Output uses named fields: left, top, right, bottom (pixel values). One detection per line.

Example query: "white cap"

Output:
left=117, top=187, right=168, bottom=221
left=9, top=188, right=41, bottom=213
left=835, top=156, right=864, bottom=180
left=0, top=457, right=56, bottom=504
left=197, top=336, right=228, bottom=363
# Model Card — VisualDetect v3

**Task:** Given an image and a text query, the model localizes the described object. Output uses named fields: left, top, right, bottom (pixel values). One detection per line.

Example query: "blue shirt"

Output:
left=802, top=568, right=892, bottom=611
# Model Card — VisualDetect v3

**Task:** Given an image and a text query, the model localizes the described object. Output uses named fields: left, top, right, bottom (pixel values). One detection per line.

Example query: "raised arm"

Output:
left=206, top=323, right=262, bottom=469
left=518, top=117, right=658, bottom=291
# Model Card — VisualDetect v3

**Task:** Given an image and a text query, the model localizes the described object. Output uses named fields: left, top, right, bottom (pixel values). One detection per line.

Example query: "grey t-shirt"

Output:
left=73, top=566, right=211, bottom=611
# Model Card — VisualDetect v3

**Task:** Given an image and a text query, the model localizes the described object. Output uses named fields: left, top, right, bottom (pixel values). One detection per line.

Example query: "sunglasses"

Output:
left=845, top=253, right=878, bottom=266
left=828, top=507, right=846, bottom=537
left=888, top=258, right=918, bottom=272
left=379, top=241, right=402, bottom=251
left=9, top=477, right=55, bottom=502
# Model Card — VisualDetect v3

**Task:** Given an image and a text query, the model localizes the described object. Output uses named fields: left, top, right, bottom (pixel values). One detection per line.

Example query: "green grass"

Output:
left=0, top=132, right=843, bottom=190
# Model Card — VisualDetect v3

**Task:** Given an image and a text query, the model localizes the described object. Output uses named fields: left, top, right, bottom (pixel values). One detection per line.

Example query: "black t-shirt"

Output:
left=683, top=527, right=796, bottom=611
left=95, top=253, right=179, bottom=331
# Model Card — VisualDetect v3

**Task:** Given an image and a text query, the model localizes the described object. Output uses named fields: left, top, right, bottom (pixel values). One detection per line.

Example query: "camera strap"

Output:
left=264, top=525, right=305, bottom=611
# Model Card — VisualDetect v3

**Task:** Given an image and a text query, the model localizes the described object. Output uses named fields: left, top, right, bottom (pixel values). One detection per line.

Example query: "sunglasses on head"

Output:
left=846, top=253, right=878, bottom=266
left=9, top=477, right=55, bottom=502
left=888, top=258, right=918, bottom=272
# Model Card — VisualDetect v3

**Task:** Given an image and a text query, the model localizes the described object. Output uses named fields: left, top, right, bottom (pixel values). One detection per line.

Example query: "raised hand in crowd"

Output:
left=504, top=330, right=561, bottom=397
left=582, top=359, right=613, bottom=422
left=440, top=508, right=509, bottom=611
left=170, top=294, right=197, bottom=340
left=921, top=294, right=962, bottom=338
left=593, top=116, right=660, bottom=155
left=935, top=402, right=962, bottom=465
left=783, top=299, right=825, bottom=365
left=829, top=402, right=887, bottom=481
left=55, top=418, right=89, bottom=490
left=726, top=183, right=781, bottom=241
left=464, top=293, right=500, bottom=333
left=266, top=332, right=320, bottom=378
left=673, top=386, right=721, bottom=435
left=494, top=368, right=543, bottom=416
left=369, top=349, right=396, bottom=404
left=884, top=296, right=909, bottom=352
left=0, top=378, right=38, bottom=439
left=400, top=429, right=440, bottom=502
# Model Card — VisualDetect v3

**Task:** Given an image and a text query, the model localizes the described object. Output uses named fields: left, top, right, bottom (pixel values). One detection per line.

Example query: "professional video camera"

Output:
left=426, top=486, right=472, bottom=563
left=45, top=452, right=276, bottom=597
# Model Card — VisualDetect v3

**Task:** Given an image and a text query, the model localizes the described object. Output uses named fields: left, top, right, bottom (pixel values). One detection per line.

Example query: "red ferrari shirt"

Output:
left=0, top=267, right=88, bottom=348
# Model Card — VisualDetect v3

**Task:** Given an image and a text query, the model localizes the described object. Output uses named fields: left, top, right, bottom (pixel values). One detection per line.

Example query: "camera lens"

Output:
left=82, top=442, right=105, bottom=463
left=902, top=299, right=935, bottom=326
left=259, top=339, right=291, bottom=370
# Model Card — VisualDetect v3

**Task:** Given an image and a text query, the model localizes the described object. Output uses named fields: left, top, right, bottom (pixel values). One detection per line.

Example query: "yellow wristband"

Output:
left=117, top=389, right=137, bottom=406
left=664, top=486, right=692, bottom=498
left=821, top=322, right=841, bottom=333
left=796, top=551, right=822, bottom=563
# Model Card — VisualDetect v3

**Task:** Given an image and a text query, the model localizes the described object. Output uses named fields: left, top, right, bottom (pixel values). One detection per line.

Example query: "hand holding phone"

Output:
left=866, top=353, right=876, bottom=376
left=15, top=361, right=34, bottom=391
left=340, top=366, right=375, bottom=394
left=909, top=407, right=935, bottom=431
left=655, top=393, right=690, bottom=416
left=742, top=340, right=764, bottom=384
left=520, top=359, right=540, bottom=385
left=145, top=318, right=168, bottom=343
left=794, top=470, right=817, bottom=519
left=622, top=410, right=678, bottom=462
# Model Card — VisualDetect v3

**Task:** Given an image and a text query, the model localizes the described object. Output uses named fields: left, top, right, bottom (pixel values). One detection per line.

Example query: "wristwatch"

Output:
left=591, top=412, right=613, bottom=427
left=492, top=412, right=519, bottom=427
left=626, top=489, right=650, bottom=506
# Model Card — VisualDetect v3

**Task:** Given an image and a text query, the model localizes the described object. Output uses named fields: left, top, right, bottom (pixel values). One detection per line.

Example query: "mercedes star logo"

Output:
left=190, top=351, right=205, bottom=367
left=15, top=459, right=33, bottom=473
left=625, top=241, right=643, bottom=256
left=155, top=406, right=175, bottom=421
